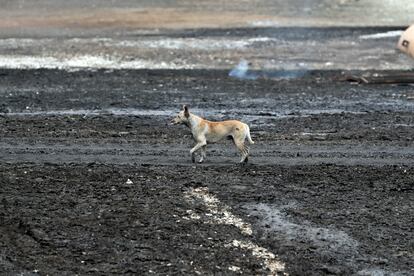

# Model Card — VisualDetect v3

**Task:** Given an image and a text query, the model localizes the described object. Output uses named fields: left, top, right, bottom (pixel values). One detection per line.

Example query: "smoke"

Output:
left=229, top=59, right=308, bottom=80
left=228, top=59, right=258, bottom=80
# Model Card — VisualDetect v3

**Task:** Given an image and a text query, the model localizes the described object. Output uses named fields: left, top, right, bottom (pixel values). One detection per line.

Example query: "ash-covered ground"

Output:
left=1, top=67, right=413, bottom=275
left=1, top=1, right=414, bottom=275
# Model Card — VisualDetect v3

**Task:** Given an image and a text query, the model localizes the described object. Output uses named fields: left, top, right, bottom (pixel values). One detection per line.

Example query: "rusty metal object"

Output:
left=342, top=73, right=414, bottom=84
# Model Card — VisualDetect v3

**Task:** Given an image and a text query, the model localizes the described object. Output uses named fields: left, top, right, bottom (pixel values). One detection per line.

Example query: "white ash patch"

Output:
left=182, top=209, right=201, bottom=220
left=228, top=265, right=241, bottom=272
left=184, top=187, right=287, bottom=275
left=227, top=239, right=286, bottom=275
left=184, top=187, right=252, bottom=235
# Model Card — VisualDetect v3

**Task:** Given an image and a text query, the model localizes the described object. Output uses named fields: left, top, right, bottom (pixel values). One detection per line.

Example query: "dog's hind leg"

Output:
left=242, top=144, right=250, bottom=163
left=235, top=140, right=249, bottom=163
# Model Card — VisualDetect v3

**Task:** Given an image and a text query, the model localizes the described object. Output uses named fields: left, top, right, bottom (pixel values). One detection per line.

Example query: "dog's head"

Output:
left=171, top=105, right=190, bottom=125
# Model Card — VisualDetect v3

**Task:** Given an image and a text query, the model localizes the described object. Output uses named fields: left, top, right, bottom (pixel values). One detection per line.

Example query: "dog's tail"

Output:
left=245, top=124, right=255, bottom=144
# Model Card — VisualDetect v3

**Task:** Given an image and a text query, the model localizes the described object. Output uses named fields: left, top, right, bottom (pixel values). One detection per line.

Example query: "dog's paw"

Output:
left=239, top=157, right=249, bottom=164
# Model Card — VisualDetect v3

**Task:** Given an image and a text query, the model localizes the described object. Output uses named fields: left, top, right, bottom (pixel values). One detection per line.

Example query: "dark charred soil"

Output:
left=1, top=69, right=413, bottom=275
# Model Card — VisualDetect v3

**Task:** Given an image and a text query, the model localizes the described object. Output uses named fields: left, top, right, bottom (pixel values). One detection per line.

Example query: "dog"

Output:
left=172, top=105, right=254, bottom=163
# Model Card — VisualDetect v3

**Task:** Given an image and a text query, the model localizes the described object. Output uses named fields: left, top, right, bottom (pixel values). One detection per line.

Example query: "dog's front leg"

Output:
left=190, top=141, right=206, bottom=163
left=199, top=145, right=207, bottom=163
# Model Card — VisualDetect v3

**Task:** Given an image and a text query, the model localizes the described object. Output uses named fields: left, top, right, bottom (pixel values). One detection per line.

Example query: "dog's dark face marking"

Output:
left=184, top=105, right=190, bottom=118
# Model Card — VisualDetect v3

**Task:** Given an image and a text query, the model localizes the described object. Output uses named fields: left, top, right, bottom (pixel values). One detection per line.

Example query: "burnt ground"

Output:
left=0, top=68, right=414, bottom=275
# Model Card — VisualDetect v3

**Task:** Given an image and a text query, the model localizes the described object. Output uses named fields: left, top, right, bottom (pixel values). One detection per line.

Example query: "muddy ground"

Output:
left=0, top=67, right=413, bottom=275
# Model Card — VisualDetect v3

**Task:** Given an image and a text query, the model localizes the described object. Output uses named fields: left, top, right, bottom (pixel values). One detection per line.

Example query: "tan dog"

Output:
left=172, top=105, right=254, bottom=163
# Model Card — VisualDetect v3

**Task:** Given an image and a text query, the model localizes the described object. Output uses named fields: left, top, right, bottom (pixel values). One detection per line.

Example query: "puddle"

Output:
left=359, top=30, right=403, bottom=40
left=102, top=37, right=278, bottom=50
left=357, top=268, right=406, bottom=276
left=0, top=37, right=278, bottom=51
left=4, top=108, right=175, bottom=117
left=244, top=203, right=359, bottom=254
left=298, top=132, right=329, bottom=136
left=3, top=107, right=377, bottom=122
left=0, top=55, right=195, bottom=70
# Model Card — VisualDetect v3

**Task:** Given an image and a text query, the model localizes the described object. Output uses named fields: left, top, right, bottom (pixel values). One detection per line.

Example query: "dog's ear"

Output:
left=183, top=105, right=190, bottom=117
